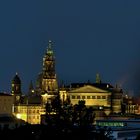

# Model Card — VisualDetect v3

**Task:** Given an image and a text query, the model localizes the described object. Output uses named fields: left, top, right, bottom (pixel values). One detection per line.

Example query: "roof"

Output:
left=21, top=95, right=42, bottom=104
left=65, top=82, right=114, bottom=91
left=68, top=85, right=110, bottom=93
left=12, top=73, right=21, bottom=84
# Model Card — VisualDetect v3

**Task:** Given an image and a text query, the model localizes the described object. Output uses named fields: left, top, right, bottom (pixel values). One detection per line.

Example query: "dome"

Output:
left=12, top=73, right=21, bottom=84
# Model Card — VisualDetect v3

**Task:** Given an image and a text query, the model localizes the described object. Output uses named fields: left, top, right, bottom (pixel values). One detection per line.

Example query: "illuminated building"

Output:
left=59, top=74, right=123, bottom=115
left=12, top=41, right=123, bottom=124
left=36, top=40, right=58, bottom=95
left=13, top=40, right=58, bottom=124
left=122, top=95, right=139, bottom=114
left=14, top=104, right=45, bottom=124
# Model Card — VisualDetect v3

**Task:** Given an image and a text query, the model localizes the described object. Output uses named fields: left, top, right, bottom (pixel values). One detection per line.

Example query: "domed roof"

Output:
left=12, top=73, right=21, bottom=84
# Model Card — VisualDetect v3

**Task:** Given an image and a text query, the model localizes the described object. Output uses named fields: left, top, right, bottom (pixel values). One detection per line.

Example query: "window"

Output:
left=97, top=96, right=101, bottom=99
left=77, top=96, right=80, bottom=99
left=102, top=96, right=106, bottom=99
left=87, top=96, right=90, bottom=99
left=72, top=96, right=75, bottom=99
left=92, top=96, right=96, bottom=99
left=82, top=96, right=85, bottom=99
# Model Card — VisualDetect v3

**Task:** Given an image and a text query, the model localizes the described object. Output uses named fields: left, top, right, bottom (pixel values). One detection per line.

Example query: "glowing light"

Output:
left=99, top=106, right=103, bottom=110
left=31, top=90, right=35, bottom=93
left=16, top=114, right=21, bottom=119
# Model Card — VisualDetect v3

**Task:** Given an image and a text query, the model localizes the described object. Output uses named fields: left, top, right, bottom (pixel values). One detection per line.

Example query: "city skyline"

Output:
left=0, top=0, right=140, bottom=95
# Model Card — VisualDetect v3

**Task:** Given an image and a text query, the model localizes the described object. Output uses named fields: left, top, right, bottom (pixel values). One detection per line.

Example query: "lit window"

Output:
left=82, top=96, right=85, bottom=99
left=92, top=96, right=96, bottom=99
left=97, top=96, right=101, bottom=99
left=102, top=96, right=106, bottom=99
left=87, top=96, right=90, bottom=99
left=77, top=96, right=80, bottom=99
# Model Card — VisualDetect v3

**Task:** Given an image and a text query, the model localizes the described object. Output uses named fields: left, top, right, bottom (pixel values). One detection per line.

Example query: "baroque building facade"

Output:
left=12, top=40, right=58, bottom=124
left=59, top=75, right=123, bottom=115
left=12, top=40, right=124, bottom=124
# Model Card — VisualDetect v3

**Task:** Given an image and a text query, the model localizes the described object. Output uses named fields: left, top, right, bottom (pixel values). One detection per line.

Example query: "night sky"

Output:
left=0, top=0, right=140, bottom=96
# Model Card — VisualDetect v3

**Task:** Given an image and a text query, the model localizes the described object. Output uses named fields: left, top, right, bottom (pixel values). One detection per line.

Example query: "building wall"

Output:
left=42, top=78, right=58, bottom=92
left=68, top=92, right=111, bottom=107
left=13, top=105, right=45, bottom=124
left=0, top=94, right=14, bottom=114
left=59, top=85, right=122, bottom=114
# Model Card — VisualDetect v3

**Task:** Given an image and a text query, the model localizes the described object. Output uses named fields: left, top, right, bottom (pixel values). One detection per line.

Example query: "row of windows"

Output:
left=28, top=116, right=40, bottom=120
left=71, top=95, right=108, bottom=99
left=19, top=109, right=40, bottom=114
left=18, top=107, right=41, bottom=109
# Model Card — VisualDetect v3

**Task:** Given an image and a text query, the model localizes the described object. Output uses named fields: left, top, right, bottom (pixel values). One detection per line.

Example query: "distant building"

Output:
left=14, top=104, right=45, bottom=124
left=11, top=73, right=22, bottom=104
left=0, top=92, right=14, bottom=115
left=12, top=40, right=58, bottom=124
left=122, top=95, right=139, bottom=114
left=59, top=75, right=123, bottom=115
left=13, top=93, right=46, bottom=124
left=96, top=119, right=140, bottom=140
left=36, top=40, right=58, bottom=95
left=12, top=41, right=124, bottom=124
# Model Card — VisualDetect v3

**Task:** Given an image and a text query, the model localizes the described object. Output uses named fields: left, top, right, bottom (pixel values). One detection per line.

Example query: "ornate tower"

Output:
left=41, top=40, right=58, bottom=94
left=11, top=73, right=22, bottom=104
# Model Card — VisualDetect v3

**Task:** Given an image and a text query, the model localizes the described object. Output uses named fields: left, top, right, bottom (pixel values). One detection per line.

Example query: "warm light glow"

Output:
left=99, top=106, right=103, bottom=110
left=16, top=113, right=21, bottom=119
left=31, top=90, right=35, bottom=93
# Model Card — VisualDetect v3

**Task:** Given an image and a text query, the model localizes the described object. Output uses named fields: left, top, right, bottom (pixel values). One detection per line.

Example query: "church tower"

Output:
left=41, top=40, right=58, bottom=94
left=11, top=73, right=22, bottom=104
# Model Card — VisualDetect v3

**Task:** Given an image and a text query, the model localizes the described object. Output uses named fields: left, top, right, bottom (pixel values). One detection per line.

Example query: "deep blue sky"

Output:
left=0, top=0, right=140, bottom=96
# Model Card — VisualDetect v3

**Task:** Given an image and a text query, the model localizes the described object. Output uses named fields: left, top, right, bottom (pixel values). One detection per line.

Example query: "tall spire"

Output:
left=41, top=40, right=58, bottom=93
left=46, top=40, right=53, bottom=55
left=96, top=73, right=101, bottom=84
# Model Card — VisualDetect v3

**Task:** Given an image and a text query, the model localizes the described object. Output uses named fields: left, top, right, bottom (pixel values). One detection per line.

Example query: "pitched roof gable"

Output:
left=68, top=85, right=110, bottom=93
